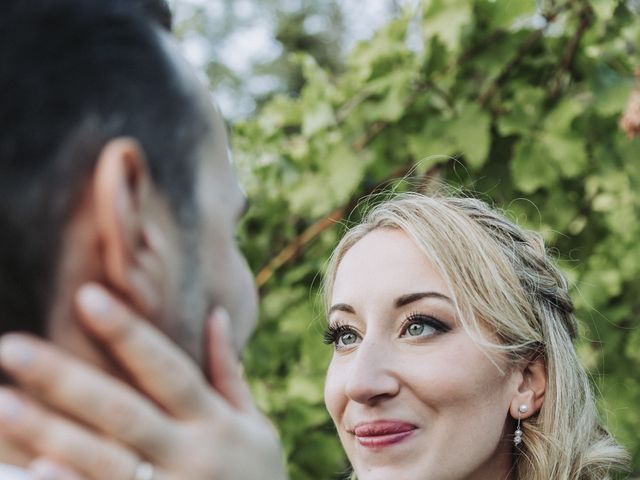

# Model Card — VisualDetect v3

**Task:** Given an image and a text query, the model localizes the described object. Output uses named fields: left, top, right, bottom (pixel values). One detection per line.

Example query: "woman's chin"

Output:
left=351, top=465, right=424, bottom=480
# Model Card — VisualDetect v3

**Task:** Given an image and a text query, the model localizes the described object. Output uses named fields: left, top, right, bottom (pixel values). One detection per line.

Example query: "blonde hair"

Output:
left=323, top=193, right=629, bottom=480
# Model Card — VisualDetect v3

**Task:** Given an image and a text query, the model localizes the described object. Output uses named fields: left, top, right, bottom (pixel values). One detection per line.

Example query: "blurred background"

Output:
left=171, top=0, right=639, bottom=478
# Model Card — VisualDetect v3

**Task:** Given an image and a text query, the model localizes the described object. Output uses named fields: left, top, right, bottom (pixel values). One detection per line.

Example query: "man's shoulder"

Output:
left=0, top=464, right=30, bottom=480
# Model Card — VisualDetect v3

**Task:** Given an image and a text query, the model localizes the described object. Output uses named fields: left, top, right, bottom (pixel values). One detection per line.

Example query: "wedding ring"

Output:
left=133, top=461, right=155, bottom=480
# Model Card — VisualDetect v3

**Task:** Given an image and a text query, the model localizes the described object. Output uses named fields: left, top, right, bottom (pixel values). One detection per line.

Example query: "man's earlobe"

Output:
left=92, top=137, right=158, bottom=315
left=510, top=356, right=546, bottom=419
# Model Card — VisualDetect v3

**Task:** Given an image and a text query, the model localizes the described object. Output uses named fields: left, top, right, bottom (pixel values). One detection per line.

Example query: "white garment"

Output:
left=0, top=464, right=31, bottom=480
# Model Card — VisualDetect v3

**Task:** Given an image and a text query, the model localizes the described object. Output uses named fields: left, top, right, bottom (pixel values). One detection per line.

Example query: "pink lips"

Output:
left=353, top=421, right=417, bottom=448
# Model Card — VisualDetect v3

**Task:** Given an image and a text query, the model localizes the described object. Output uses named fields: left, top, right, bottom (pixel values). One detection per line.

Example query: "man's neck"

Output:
left=46, top=284, right=126, bottom=382
left=45, top=210, right=127, bottom=382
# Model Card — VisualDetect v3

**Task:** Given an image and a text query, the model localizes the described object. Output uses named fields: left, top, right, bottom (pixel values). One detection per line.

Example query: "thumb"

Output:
left=206, top=308, right=255, bottom=412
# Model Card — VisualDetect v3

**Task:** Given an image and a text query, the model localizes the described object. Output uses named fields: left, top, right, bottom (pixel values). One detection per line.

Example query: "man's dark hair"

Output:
left=0, top=0, right=209, bottom=337
left=139, top=0, right=173, bottom=30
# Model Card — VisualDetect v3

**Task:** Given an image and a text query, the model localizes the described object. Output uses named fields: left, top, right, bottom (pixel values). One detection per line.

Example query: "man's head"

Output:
left=0, top=0, right=257, bottom=370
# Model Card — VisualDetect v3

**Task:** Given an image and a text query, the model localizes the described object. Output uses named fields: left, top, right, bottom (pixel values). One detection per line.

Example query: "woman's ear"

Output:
left=92, top=137, right=161, bottom=316
left=510, top=355, right=546, bottom=420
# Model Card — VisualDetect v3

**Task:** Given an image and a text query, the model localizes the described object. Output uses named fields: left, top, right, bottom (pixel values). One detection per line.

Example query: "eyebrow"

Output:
left=395, top=292, right=453, bottom=308
left=328, top=291, right=452, bottom=316
left=328, top=303, right=355, bottom=315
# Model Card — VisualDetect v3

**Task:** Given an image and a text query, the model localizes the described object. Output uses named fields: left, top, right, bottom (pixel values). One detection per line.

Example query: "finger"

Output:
left=30, top=458, right=87, bottom=480
left=0, top=388, right=140, bottom=480
left=0, top=334, right=174, bottom=459
left=75, top=283, right=217, bottom=418
left=207, top=308, right=255, bottom=413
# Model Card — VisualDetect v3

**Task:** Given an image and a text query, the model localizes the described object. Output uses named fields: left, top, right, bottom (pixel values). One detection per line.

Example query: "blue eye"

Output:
left=323, top=324, right=360, bottom=349
left=401, top=314, right=450, bottom=338
left=406, top=322, right=434, bottom=337
left=338, top=331, right=358, bottom=345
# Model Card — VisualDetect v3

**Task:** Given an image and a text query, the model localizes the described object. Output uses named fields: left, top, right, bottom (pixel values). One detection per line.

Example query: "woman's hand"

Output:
left=0, top=283, right=287, bottom=480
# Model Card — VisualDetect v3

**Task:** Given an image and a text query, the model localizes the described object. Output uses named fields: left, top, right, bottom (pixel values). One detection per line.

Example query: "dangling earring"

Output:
left=514, top=404, right=528, bottom=446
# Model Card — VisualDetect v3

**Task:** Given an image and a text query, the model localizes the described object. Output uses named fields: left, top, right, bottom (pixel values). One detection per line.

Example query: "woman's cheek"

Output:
left=324, top=360, right=346, bottom=421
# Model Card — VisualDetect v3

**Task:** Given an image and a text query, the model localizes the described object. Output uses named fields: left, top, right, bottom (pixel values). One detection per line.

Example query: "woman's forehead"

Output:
left=332, top=229, right=451, bottom=302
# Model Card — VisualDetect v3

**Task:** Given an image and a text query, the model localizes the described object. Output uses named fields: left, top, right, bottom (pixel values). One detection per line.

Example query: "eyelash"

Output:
left=400, top=312, right=451, bottom=337
left=323, top=322, right=354, bottom=345
left=323, top=313, right=450, bottom=347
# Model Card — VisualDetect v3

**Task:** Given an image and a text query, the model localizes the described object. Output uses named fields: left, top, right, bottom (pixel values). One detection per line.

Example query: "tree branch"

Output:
left=255, top=1, right=575, bottom=289
left=478, top=2, right=572, bottom=106
left=255, top=204, right=346, bottom=288
left=478, top=28, right=545, bottom=106
left=549, top=3, right=594, bottom=99
left=256, top=163, right=416, bottom=288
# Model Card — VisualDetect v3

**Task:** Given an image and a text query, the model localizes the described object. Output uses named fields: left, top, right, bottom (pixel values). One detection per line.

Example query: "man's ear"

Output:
left=92, top=137, right=162, bottom=316
left=509, top=355, right=546, bottom=420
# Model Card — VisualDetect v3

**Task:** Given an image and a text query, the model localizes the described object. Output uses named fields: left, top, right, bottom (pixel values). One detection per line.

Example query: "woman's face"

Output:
left=324, top=228, right=520, bottom=480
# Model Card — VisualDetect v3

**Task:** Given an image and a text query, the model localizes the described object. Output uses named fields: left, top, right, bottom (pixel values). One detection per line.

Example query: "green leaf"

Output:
left=325, top=143, right=368, bottom=204
left=287, top=373, right=324, bottom=403
left=359, top=70, right=415, bottom=122
left=258, top=95, right=303, bottom=134
left=288, top=173, right=331, bottom=217
left=496, top=87, right=546, bottom=136
left=481, top=0, right=537, bottom=29
left=348, top=15, right=411, bottom=82
left=302, top=102, right=336, bottom=137
left=451, top=102, right=491, bottom=169
left=543, top=97, right=585, bottom=132
left=511, top=138, right=559, bottom=193
left=591, top=66, right=634, bottom=116
left=590, top=0, right=619, bottom=21
left=408, top=119, right=457, bottom=161
left=422, top=36, right=449, bottom=76
left=422, top=0, right=472, bottom=52
left=540, top=132, right=588, bottom=178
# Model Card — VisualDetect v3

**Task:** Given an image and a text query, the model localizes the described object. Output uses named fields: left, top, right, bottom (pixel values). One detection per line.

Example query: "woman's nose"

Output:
left=344, top=338, right=401, bottom=405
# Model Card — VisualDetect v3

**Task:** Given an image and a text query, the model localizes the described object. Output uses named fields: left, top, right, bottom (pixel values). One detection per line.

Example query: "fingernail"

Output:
left=0, top=391, right=24, bottom=423
left=30, top=459, right=66, bottom=480
left=214, top=307, right=231, bottom=336
left=0, top=336, right=35, bottom=371
left=213, top=307, right=242, bottom=362
left=78, top=284, right=112, bottom=319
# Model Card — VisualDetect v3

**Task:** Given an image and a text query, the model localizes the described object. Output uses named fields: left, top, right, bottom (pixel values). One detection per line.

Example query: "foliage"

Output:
left=173, top=0, right=346, bottom=119
left=226, top=0, right=640, bottom=478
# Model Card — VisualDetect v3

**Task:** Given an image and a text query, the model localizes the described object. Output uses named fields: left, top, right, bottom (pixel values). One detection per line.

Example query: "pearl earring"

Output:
left=514, top=404, right=528, bottom=446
